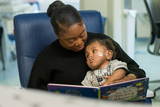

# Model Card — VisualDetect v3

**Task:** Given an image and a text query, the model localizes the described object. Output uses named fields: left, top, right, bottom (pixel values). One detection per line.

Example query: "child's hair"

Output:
left=86, top=38, right=116, bottom=60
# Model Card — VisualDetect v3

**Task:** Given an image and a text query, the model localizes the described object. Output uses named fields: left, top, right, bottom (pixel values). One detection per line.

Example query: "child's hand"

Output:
left=101, top=74, right=137, bottom=86
left=101, top=76, right=117, bottom=86
left=101, top=69, right=126, bottom=86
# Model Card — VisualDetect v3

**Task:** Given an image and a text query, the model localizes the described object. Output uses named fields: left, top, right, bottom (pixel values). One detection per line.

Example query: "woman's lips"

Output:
left=77, top=45, right=84, bottom=51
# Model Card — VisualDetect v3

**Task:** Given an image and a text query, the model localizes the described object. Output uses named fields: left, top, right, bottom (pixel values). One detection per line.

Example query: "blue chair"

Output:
left=13, top=10, right=104, bottom=88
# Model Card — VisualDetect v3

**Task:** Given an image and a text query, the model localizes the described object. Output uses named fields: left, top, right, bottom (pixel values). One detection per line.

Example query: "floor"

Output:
left=134, top=38, right=160, bottom=105
left=0, top=38, right=160, bottom=106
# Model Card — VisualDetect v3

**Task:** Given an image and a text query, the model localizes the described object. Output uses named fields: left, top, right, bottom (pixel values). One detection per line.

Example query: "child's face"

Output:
left=85, top=41, right=111, bottom=70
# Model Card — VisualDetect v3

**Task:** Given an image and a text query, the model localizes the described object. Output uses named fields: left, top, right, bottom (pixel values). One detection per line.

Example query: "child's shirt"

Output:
left=81, top=59, right=129, bottom=87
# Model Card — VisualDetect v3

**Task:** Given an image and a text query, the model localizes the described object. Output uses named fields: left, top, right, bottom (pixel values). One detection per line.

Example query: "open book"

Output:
left=48, top=77, right=149, bottom=102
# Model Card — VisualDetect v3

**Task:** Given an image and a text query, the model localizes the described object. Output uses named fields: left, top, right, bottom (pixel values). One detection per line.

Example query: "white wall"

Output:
left=108, top=0, right=124, bottom=47
left=39, top=0, right=55, bottom=12
left=39, top=0, right=80, bottom=12
left=80, top=0, right=124, bottom=47
left=80, top=0, right=108, bottom=36
left=131, top=0, right=151, bottom=38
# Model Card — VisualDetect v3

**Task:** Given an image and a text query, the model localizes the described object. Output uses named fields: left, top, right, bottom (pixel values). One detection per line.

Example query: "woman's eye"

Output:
left=68, top=40, right=74, bottom=43
left=80, top=31, right=86, bottom=37
left=80, top=34, right=85, bottom=38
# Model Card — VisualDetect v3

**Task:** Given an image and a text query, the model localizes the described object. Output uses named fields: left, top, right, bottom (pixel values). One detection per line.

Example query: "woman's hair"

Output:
left=47, top=1, right=83, bottom=35
left=86, top=38, right=116, bottom=60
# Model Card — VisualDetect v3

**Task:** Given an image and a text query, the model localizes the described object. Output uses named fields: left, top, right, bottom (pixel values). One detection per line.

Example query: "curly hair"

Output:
left=86, top=38, right=116, bottom=60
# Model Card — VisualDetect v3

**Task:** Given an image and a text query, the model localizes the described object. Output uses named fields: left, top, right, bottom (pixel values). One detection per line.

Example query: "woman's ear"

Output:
left=105, top=50, right=113, bottom=60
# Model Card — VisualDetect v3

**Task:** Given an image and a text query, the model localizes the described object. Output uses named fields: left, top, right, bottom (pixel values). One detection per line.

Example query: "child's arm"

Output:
left=101, top=69, right=126, bottom=86
left=107, top=69, right=126, bottom=81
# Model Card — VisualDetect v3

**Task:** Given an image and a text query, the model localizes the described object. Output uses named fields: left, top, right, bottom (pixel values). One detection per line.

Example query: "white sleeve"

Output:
left=111, top=59, right=129, bottom=73
left=81, top=71, right=93, bottom=86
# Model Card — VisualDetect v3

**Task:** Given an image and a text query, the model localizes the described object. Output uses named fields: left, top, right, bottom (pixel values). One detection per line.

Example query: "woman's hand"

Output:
left=101, top=74, right=137, bottom=86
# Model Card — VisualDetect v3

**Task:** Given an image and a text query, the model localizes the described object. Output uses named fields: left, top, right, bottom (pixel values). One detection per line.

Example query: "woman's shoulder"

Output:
left=36, top=40, right=59, bottom=58
left=41, top=39, right=59, bottom=51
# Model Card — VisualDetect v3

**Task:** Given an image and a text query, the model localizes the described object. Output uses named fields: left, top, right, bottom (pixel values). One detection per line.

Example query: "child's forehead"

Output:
left=86, top=41, right=105, bottom=50
left=86, top=41, right=99, bottom=49
left=89, top=41, right=100, bottom=46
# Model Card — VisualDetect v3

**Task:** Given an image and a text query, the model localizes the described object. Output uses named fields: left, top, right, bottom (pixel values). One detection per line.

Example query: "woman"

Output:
left=27, top=1, right=145, bottom=90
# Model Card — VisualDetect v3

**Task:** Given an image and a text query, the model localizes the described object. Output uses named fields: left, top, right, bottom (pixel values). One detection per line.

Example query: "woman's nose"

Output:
left=75, top=38, right=83, bottom=46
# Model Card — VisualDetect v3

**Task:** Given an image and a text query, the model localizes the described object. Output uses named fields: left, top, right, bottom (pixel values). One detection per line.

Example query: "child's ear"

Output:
left=105, top=50, right=113, bottom=60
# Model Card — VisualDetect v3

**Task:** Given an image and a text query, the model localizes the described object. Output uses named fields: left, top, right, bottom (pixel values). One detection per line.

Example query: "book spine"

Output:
left=98, top=90, right=101, bottom=99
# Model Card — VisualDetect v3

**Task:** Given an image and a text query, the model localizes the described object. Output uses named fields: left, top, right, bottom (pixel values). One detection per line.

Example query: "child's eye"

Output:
left=93, top=49, right=96, bottom=53
left=86, top=54, right=89, bottom=58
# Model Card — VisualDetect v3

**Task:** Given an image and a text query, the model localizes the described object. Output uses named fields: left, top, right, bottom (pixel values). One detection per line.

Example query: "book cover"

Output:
left=48, top=77, right=149, bottom=101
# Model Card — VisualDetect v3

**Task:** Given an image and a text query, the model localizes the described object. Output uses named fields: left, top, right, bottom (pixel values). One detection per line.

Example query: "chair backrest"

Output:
left=143, top=0, right=160, bottom=55
left=143, top=0, right=157, bottom=45
left=14, top=10, right=104, bottom=88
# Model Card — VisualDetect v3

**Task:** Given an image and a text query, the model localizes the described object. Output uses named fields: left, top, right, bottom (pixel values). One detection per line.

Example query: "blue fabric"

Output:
left=8, top=34, right=15, bottom=41
left=145, top=98, right=152, bottom=104
left=14, top=11, right=103, bottom=88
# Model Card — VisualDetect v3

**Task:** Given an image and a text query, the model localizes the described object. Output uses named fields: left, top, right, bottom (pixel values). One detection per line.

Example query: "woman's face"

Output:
left=57, top=23, right=87, bottom=52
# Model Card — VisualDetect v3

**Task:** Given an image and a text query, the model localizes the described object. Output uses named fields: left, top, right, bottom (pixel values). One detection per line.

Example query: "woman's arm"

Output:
left=113, top=41, right=146, bottom=78
left=27, top=54, right=51, bottom=91
left=27, top=68, right=48, bottom=90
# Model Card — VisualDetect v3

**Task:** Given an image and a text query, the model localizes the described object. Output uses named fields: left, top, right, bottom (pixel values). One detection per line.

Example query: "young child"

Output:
left=81, top=38, right=129, bottom=87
